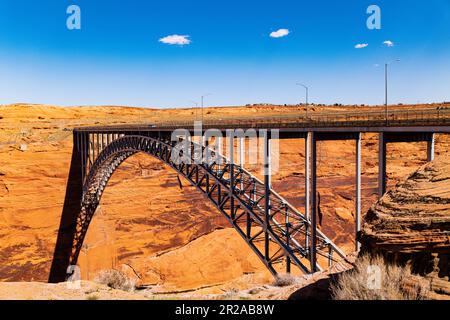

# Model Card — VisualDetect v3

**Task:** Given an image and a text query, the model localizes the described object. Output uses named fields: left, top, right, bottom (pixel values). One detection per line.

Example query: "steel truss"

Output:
left=72, top=133, right=346, bottom=276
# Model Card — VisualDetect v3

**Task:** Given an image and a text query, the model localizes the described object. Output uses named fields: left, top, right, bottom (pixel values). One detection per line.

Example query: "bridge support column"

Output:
left=99, top=133, right=103, bottom=154
left=427, top=133, right=435, bottom=162
left=305, top=132, right=311, bottom=252
left=378, top=133, right=387, bottom=198
left=204, top=138, right=210, bottom=193
left=96, top=133, right=99, bottom=160
left=217, top=136, right=223, bottom=174
left=91, top=134, right=95, bottom=162
left=239, top=137, right=244, bottom=191
left=355, top=133, right=362, bottom=251
left=228, top=131, right=235, bottom=220
left=263, top=130, right=271, bottom=263
left=80, top=132, right=89, bottom=184
left=285, top=204, right=291, bottom=273
left=239, top=137, right=244, bottom=166
left=86, top=134, right=91, bottom=172
left=310, top=132, right=317, bottom=272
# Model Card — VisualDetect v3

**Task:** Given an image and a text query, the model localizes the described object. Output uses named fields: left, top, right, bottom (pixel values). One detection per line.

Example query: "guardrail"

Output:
left=158, top=107, right=450, bottom=129
left=75, top=107, right=450, bottom=131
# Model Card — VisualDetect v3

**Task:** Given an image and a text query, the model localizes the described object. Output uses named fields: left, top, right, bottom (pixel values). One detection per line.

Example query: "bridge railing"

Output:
left=150, top=106, right=450, bottom=129
left=73, top=106, right=450, bottom=133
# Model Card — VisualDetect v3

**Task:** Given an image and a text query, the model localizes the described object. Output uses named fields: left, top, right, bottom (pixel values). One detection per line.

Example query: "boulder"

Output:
left=359, top=156, right=450, bottom=299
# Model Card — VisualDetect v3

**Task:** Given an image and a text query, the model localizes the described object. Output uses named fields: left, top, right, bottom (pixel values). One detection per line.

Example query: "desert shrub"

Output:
left=330, top=254, right=429, bottom=300
left=94, top=269, right=136, bottom=292
left=273, top=273, right=297, bottom=287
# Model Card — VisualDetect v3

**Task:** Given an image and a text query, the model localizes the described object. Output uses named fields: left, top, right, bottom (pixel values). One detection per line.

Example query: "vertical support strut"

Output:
left=88, top=133, right=92, bottom=170
left=228, top=131, right=235, bottom=220
left=186, top=135, right=192, bottom=176
left=285, top=205, right=291, bottom=274
left=355, top=132, right=362, bottom=251
left=217, top=136, right=223, bottom=174
left=205, top=138, right=210, bottom=194
left=93, top=133, right=97, bottom=163
left=90, top=133, right=94, bottom=163
left=239, top=137, right=244, bottom=166
left=378, top=132, right=387, bottom=198
left=246, top=211, right=251, bottom=238
left=86, top=133, right=90, bottom=173
left=96, top=133, right=100, bottom=158
left=239, top=137, right=244, bottom=191
left=81, top=132, right=90, bottom=186
left=80, top=132, right=85, bottom=184
left=263, top=130, right=271, bottom=263
left=310, top=131, right=317, bottom=272
left=305, top=132, right=311, bottom=251
left=427, top=133, right=435, bottom=162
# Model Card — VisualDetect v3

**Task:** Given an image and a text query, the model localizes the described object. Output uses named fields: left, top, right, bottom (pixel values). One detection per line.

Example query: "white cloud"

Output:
left=355, top=43, right=368, bottom=49
left=270, top=28, right=290, bottom=38
left=158, top=34, right=191, bottom=45
left=383, top=40, right=394, bottom=47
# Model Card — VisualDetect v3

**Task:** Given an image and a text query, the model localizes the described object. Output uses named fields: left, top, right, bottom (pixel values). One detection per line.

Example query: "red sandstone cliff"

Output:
left=359, top=156, right=450, bottom=299
left=1, top=103, right=449, bottom=294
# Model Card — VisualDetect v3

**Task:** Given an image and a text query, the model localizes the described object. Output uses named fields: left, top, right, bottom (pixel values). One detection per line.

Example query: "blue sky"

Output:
left=0, top=0, right=449, bottom=108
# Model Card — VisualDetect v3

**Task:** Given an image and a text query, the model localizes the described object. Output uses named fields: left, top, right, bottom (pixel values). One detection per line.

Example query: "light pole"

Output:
left=384, top=59, right=400, bottom=123
left=201, top=94, right=211, bottom=123
left=296, top=83, right=309, bottom=119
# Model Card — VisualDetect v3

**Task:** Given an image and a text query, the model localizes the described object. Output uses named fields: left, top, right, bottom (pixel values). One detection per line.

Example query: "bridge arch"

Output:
left=50, top=133, right=344, bottom=283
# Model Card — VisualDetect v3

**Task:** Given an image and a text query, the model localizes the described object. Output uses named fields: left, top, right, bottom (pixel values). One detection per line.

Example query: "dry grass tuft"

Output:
left=94, top=269, right=136, bottom=292
left=273, top=273, right=297, bottom=287
left=330, top=254, right=429, bottom=300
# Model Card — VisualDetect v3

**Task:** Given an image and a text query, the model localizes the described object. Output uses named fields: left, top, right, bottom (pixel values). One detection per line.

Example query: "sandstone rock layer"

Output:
left=360, top=157, right=450, bottom=298
left=1, top=103, right=449, bottom=293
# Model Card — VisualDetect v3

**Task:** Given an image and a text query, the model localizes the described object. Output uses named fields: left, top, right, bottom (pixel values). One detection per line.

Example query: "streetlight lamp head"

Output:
left=387, top=59, right=401, bottom=65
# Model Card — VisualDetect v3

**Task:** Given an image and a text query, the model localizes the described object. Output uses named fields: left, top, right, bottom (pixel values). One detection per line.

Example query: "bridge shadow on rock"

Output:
left=287, top=272, right=344, bottom=300
left=49, top=136, right=84, bottom=283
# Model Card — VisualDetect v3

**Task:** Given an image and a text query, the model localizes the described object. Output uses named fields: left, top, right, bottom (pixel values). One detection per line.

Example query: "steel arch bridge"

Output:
left=50, top=110, right=449, bottom=283
left=49, top=129, right=346, bottom=283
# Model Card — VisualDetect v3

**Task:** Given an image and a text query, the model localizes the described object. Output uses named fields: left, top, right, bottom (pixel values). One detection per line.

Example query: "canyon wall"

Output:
left=1, top=103, right=448, bottom=292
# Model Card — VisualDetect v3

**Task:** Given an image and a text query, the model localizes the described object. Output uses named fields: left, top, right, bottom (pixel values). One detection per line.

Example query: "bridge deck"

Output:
left=74, top=107, right=450, bottom=133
